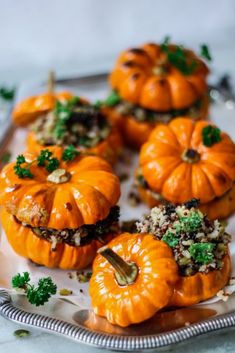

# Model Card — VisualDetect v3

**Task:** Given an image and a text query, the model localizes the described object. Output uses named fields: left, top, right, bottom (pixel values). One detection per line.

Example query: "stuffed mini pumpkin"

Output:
left=26, top=97, right=122, bottom=165
left=137, top=118, right=235, bottom=220
left=0, top=147, right=120, bottom=269
left=136, top=201, right=232, bottom=307
left=89, top=232, right=179, bottom=327
left=106, top=38, right=210, bottom=148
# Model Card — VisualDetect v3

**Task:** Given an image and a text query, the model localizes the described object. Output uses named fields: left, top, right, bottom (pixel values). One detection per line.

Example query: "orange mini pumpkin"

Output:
left=136, top=202, right=232, bottom=307
left=90, top=233, right=179, bottom=327
left=0, top=147, right=120, bottom=269
left=107, top=40, right=210, bottom=148
left=138, top=118, right=235, bottom=219
left=12, top=91, right=73, bottom=126
left=169, top=254, right=231, bottom=307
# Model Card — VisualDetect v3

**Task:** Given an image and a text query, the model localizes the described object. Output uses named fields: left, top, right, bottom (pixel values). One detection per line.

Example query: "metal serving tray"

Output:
left=0, top=72, right=235, bottom=352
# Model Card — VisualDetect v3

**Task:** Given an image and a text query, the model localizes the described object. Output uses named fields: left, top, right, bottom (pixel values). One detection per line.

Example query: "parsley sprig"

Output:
left=62, top=145, right=80, bottom=161
left=12, top=272, right=57, bottom=306
left=0, top=87, right=15, bottom=101
left=189, top=243, right=216, bottom=264
left=14, top=155, right=34, bottom=179
left=37, top=149, right=60, bottom=172
left=202, top=125, right=221, bottom=147
left=54, top=97, right=80, bottom=139
left=160, top=36, right=212, bottom=75
left=162, top=230, right=179, bottom=247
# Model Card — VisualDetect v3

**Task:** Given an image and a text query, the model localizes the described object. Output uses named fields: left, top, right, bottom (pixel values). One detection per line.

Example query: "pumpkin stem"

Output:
left=98, top=246, right=138, bottom=286
left=47, top=168, right=71, bottom=184
left=48, top=70, right=55, bottom=94
left=182, top=149, right=200, bottom=163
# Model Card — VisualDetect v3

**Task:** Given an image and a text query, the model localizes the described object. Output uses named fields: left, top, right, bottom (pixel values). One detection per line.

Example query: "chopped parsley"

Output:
left=14, top=150, right=60, bottom=178
left=104, top=91, right=121, bottom=107
left=37, top=149, right=59, bottom=172
left=202, top=125, right=221, bottom=147
left=189, top=243, right=216, bottom=264
left=200, top=44, right=212, bottom=61
left=54, top=97, right=80, bottom=139
left=162, top=230, right=179, bottom=247
left=14, top=329, right=30, bottom=338
left=160, top=36, right=197, bottom=75
left=12, top=271, right=57, bottom=306
left=0, top=87, right=15, bottom=101
left=177, top=210, right=203, bottom=233
left=62, top=145, right=80, bottom=162
left=14, top=155, right=33, bottom=179
left=160, top=36, right=212, bottom=75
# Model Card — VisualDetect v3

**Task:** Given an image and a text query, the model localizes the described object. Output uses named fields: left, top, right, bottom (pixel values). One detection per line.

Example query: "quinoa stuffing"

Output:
left=31, top=97, right=111, bottom=148
left=106, top=91, right=203, bottom=123
left=16, top=206, right=120, bottom=251
left=136, top=199, right=231, bottom=276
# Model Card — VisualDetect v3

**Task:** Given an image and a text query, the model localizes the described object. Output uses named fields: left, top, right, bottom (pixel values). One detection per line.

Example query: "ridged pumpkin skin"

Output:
left=169, top=254, right=231, bottom=307
left=0, top=147, right=120, bottom=229
left=26, top=125, right=123, bottom=165
left=1, top=208, right=114, bottom=270
left=104, top=96, right=209, bottom=149
left=137, top=182, right=235, bottom=220
left=89, top=233, right=179, bottom=327
left=139, top=118, right=235, bottom=207
left=12, top=91, right=74, bottom=126
left=110, top=43, right=209, bottom=111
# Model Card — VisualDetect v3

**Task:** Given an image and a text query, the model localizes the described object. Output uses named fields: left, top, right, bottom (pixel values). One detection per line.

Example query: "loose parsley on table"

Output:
left=12, top=272, right=57, bottom=306
left=0, top=87, right=15, bottom=101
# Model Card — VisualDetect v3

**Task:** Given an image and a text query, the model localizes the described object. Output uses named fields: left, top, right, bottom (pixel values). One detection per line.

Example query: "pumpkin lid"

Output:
left=139, top=118, right=235, bottom=204
left=110, top=40, right=209, bottom=111
left=136, top=200, right=231, bottom=277
left=12, top=91, right=74, bottom=127
left=0, top=146, right=120, bottom=229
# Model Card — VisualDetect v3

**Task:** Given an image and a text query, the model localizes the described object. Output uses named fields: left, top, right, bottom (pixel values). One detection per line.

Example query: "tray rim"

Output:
left=0, top=289, right=235, bottom=351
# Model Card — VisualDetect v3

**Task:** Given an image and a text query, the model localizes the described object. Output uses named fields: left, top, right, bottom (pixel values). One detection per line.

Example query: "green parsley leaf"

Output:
left=202, top=125, right=221, bottom=147
left=13, top=155, right=33, bottom=179
left=160, top=37, right=197, bottom=75
left=62, top=145, right=80, bottom=162
left=12, top=272, right=30, bottom=289
left=179, top=210, right=203, bottom=233
left=37, top=149, right=60, bottom=172
left=200, top=44, right=212, bottom=61
left=162, top=230, right=179, bottom=247
left=104, top=91, right=121, bottom=107
left=0, top=87, right=15, bottom=101
left=189, top=243, right=216, bottom=264
left=53, top=97, right=80, bottom=139
left=12, top=272, right=57, bottom=306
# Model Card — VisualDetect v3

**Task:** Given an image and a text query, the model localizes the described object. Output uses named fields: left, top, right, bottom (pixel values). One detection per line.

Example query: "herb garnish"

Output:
left=162, top=230, right=179, bottom=247
left=200, top=44, right=212, bottom=61
left=160, top=36, right=212, bottom=75
left=189, top=243, right=216, bottom=264
left=202, top=125, right=221, bottom=147
left=54, top=97, right=80, bottom=139
left=14, top=150, right=61, bottom=178
left=0, top=87, right=15, bottom=101
left=12, top=272, right=57, bottom=306
left=62, top=145, right=80, bottom=162
left=14, top=155, right=34, bottom=179
left=176, top=210, right=203, bottom=233
left=160, top=36, right=197, bottom=75
left=37, top=149, right=60, bottom=172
